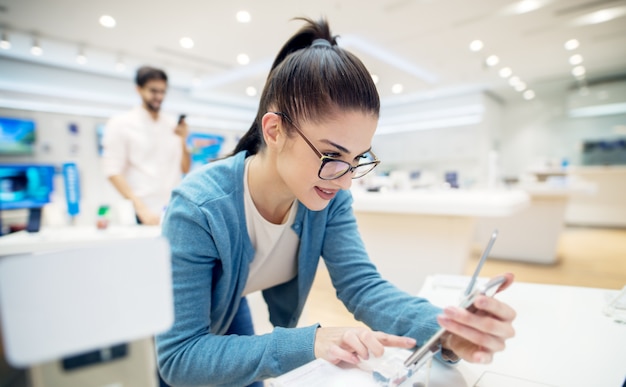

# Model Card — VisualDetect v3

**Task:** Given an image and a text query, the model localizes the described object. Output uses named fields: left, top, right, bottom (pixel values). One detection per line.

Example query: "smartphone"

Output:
left=177, top=114, right=186, bottom=124
left=404, top=274, right=508, bottom=369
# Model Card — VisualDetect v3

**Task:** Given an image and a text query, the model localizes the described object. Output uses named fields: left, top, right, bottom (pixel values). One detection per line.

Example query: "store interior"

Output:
left=1, top=1, right=625, bottom=386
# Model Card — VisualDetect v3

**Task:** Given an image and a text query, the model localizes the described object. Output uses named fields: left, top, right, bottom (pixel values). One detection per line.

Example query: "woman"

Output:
left=156, top=17, right=516, bottom=387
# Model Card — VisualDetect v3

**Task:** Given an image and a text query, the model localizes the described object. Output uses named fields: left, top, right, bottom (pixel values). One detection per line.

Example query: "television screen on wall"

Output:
left=0, top=117, right=36, bottom=155
left=186, top=133, right=225, bottom=171
left=0, top=164, right=55, bottom=210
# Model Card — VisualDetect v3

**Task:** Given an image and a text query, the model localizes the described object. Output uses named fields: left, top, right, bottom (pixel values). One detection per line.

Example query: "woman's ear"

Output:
left=261, top=112, right=284, bottom=150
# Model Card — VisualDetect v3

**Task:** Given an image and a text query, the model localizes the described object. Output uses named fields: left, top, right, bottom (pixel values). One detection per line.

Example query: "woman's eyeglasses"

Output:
left=271, top=112, right=380, bottom=180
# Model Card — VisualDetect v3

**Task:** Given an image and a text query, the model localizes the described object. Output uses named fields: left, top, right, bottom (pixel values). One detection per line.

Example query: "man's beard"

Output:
left=145, top=100, right=161, bottom=113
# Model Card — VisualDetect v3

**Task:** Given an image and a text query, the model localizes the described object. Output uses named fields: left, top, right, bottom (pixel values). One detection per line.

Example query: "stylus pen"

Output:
left=464, top=229, right=498, bottom=296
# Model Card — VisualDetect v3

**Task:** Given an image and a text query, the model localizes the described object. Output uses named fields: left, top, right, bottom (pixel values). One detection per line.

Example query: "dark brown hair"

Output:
left=135, top=66, right=168, bottom=87
left=231, top=17, right=380, bottom=156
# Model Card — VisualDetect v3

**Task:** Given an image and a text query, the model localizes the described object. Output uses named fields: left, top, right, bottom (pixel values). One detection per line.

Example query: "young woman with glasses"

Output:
left=156, top=18, right=516, bottom=387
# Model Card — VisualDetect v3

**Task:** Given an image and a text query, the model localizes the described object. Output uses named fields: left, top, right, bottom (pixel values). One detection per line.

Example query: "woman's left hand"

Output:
left=436, top=272, right=517, bottom=364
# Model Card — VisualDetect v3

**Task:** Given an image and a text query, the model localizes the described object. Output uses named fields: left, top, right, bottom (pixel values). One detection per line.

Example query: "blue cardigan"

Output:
left=156, top=151, right=443, bottom=386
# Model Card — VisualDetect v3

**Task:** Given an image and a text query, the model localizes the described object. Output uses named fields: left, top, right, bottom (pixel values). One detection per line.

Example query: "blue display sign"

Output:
left=62, top=162, right=80, bottom=217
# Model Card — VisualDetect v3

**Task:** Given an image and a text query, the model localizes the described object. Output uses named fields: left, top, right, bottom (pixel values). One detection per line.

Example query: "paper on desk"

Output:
left=474, top=372, right=557, bottom=387
left=270, top=347, right=429, bottom=387
left=269, top=359, right=371, bottom=387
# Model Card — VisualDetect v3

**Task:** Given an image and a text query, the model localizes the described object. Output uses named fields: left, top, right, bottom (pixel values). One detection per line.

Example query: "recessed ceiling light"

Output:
left=523, top=90, right=535, bottom=100
left=0, top=32, right=10, bottom=50
left=485, top=55, right=500, bottom=67
left=514, top=82, right=527, bottom=92
left=572, top=66, right=586, bottom=77
left=512, top=0, right=545, bottom=14
left=180, top=37, right=194, bottom=49
left=236, top=10, right=251, bottom=23
left=499, top=67, right=512, bottom=78
left=564, top=39, right=579, bottom=50
left=76, top=53, right=87, bottom=65
left=30, top=39, right=42, bottom=56
left=569, top=54, right=583, bottom=65
left=246, top=86, right=257, bottom=97
left=469, top=40, right=484, bottom=52
left=391, top=84, right=404, bottom=94
left=237, top=53, right=250, bottom=65
left=508, top=76, right=521, bottom=86
left=99, top=15, right=116, bottom=28
left=572, top=6, right=626, bottom=25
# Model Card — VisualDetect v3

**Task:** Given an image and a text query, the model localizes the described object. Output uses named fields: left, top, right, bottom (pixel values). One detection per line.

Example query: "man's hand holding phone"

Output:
left=175, top=114, right=188, bottom=139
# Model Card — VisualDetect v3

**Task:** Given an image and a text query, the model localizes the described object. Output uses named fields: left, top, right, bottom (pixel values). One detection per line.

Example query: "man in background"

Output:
left=101, top=65, right=190, bottom=225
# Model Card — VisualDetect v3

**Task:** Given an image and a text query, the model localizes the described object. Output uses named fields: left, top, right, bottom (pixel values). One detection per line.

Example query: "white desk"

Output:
left=0, top=225, right=162, bottom=256
left=420, top=275, right=626, bottom=387
left=350, top=189, right=529, bottom=294
left=273, top=275, right=626, bottom=387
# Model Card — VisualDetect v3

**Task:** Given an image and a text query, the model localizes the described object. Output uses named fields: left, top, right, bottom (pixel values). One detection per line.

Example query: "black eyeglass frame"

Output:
left=270, top=111, right=380, bottom=180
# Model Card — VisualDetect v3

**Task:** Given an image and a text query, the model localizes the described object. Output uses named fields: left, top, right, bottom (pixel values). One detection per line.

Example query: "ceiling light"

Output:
left=371, top=74, right=379, bottom=84
left=564, top=39, right=579, bottom=50
left=499, top=67, right=512, bottom=78
left=30, top=38, right=43, bottom=56
left=523, top=90, right=535, bottom=100
left=569, top=54, right=583, bottom=65
left=572, top=66, right=586, bottom=77
left=572, top=6, right=626, bottom=26
left=514, top=82, right=527, bottom=92
left=245, top=86, right=257, bottom=97
left=508, top=76, right=521, bottom=86
left=180, top=37, right=194, bottom=49
left=99, top=15, right=116, bottom=28
left=237, top=53, right=250, bottom=65
left=115, top=60, right=126, bottom=72
left=76, top=49, right=87, bottom=65
left=0, top=32, right=10, bottom=49
left=485, top=55, right=500, bottom=67
left=236, top=10, right=251, bottom=23
left=391, top=84, right=404, bottom=94
left=513, top=0, right=545, bottom=14
left=469, top=40, right=484, bottom=52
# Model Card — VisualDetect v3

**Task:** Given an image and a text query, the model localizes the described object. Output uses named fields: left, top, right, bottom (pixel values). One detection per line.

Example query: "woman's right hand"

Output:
left=314, top=327, right=416, bottom=365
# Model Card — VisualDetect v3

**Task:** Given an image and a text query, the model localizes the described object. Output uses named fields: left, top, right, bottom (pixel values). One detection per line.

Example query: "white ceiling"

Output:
left=1, top=0, right=625, bottom=106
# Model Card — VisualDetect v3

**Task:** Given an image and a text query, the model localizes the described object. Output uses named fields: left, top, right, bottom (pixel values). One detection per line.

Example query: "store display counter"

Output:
left=475, top=181, right=595, bottom=264
left=350, top=189, right=529, bottom=294
left=0, top=225, right=162, bottom=256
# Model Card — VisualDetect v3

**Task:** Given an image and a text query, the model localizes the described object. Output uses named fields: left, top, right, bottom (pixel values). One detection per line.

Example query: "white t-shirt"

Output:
left=101, top=106, right=183, bottom=214
left=242, top=157, right=299, bottom=295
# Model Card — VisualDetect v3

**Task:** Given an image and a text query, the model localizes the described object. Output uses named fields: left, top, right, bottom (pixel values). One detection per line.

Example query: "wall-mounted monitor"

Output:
left=0, top=117, right=37, bottom=155
left=0, top=164, right=55, bottom=210
left=186, top=133, right=224, bottom=171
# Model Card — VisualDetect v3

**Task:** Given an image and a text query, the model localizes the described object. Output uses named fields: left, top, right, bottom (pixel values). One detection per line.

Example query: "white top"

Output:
left=350, top=188, right=530, bottom=217
left=242, top=157, right=298, bottom=295
left=101, top=106, right=183, bottom=214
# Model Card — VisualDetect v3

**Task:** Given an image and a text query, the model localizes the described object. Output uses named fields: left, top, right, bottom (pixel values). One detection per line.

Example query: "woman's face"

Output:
left=276, top=110, right=378, bottom=211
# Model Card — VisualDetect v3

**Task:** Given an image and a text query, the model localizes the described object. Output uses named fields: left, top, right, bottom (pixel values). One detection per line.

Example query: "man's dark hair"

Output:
left=135, top=66, right=168, bottom=87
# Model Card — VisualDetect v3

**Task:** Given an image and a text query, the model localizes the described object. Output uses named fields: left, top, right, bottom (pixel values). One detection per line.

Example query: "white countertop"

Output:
left=350, top=188, right=530, bottom=217
left=0, top=225, right=162, bottom=256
